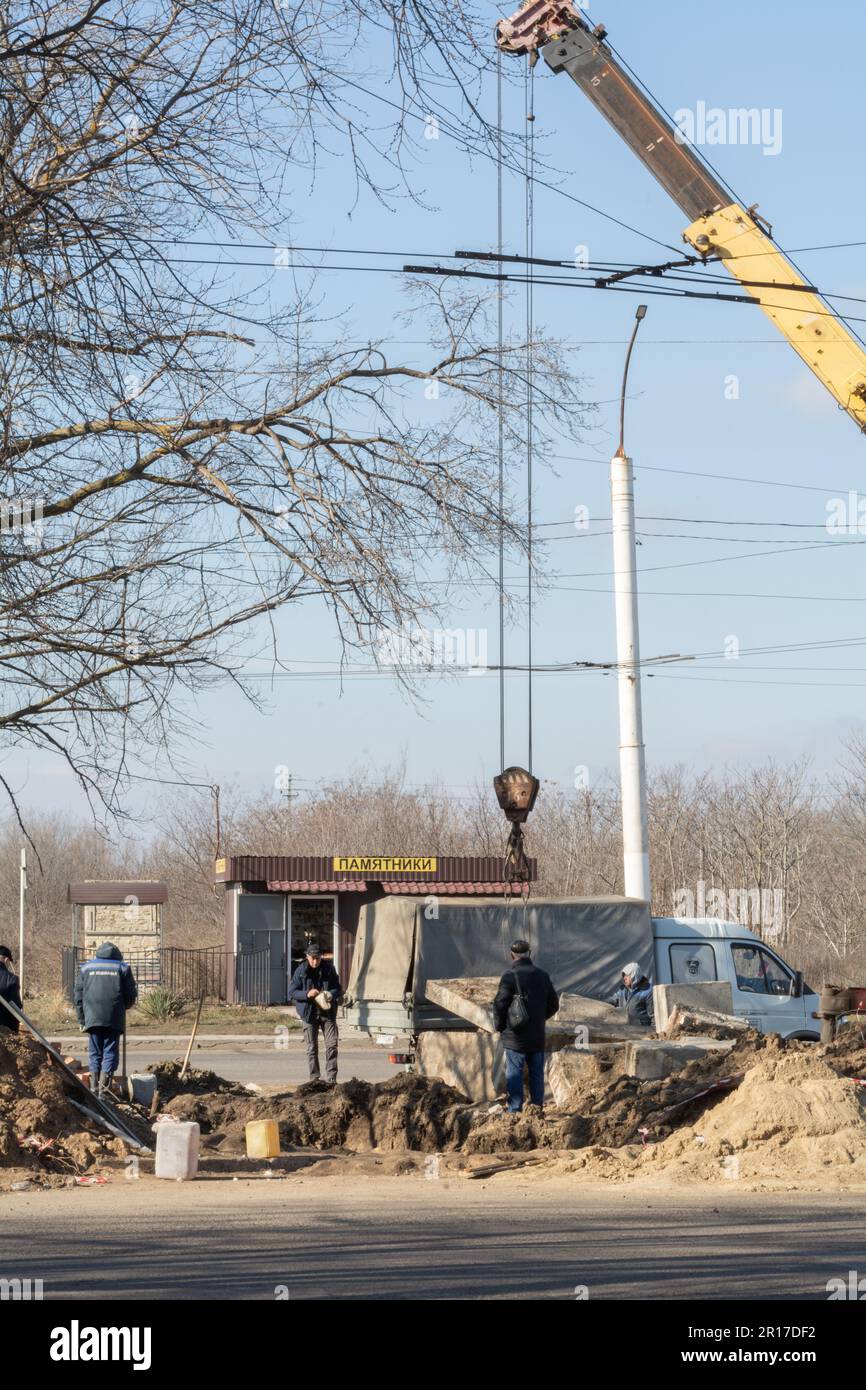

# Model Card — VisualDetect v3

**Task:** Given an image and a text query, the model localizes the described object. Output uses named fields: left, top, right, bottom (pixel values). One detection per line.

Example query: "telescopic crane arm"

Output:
left=495, top=0, right=866, bottom=433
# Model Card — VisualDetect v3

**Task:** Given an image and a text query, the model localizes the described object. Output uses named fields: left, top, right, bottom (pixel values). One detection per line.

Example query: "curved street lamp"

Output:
left=611, top=305, right=651, bottom=903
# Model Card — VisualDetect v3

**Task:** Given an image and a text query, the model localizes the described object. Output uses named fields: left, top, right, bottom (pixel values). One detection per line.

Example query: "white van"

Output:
left=651, top=916, right=820, bottom=1040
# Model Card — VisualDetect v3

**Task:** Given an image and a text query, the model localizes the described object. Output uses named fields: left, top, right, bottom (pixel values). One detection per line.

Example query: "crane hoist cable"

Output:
left=525, top=58, right=535, bottom=775
left=497, top=48, right=506, bottom=773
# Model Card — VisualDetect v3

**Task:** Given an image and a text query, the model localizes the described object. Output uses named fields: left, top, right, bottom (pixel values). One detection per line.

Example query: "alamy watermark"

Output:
left=827, top=1270, right=866, bottom=1300
left=0, top=497, right=44, bottom=548
left=674, top=102, right=783, bottom=157
left=673, top=880, right=784, bottom=939
left=827, top=492, right=866, bottom=535
left=0, top=1275, right=43, bottom=1300
left=375, top=623, right=488, bottom=674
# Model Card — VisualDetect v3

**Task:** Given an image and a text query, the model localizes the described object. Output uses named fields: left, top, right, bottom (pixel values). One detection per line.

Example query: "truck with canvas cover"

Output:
left=343, top=896, right=820, bottom=1042
left=343, top=896, right=654, bottom=1036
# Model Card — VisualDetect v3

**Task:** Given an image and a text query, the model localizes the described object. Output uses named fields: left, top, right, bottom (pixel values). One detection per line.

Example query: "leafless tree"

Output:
left=0, top=0, right=589, bottom=826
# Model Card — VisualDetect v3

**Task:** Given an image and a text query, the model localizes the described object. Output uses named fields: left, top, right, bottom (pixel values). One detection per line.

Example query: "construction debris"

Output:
left=0, top=1032, right=139, bottom=1174
left=152, top=1022, right=866, bottom=1189
left=6, top=994, right=866, bottom=1192
left=652, top=981, right=735, bottom=1033
left=425, top=978, right=499, bottom=1033
left=425, top=978, right=647, bottom=1042
left=663, top=1005, right=753, bottom=1041
left=569, top=1051, right=866, bottom=1190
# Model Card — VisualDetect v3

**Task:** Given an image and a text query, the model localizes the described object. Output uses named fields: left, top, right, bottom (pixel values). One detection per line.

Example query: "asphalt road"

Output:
left=61, top=1041, right=397, bottom=1086
left=4, top=1180, right=866, bottom=1300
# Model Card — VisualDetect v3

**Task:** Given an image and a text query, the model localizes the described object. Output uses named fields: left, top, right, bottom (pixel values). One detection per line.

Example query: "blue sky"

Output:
left=15, top=0, right=866, bottom=825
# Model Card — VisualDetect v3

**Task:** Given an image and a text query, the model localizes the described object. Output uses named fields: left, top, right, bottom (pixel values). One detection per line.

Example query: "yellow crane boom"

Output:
left=495, top=0, right=866, bottom=432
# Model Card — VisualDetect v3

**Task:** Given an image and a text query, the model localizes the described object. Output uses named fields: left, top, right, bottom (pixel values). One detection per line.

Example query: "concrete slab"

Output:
left=547, top=1045, right=619, bottom=1106
left=425, top=979, right=648, bottom=1043
left=424, top=979, right=498, bottom=1033
left=415, top=1029, right=505, bottom=1102
left=622, top=1038, right=733, bottom=1081
left=653, top=981, right=734, bottom=1034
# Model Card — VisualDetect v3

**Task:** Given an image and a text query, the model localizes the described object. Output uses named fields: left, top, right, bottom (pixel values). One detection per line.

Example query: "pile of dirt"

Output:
left=0, top=1032, right=129, bottom=1173
left=569, top=1051, right=866, bottom=1190
left=164, top=1072, right=582, bottom=1154
left=148, top=1060, right=250, bottom=1101
left=155, top=1024, right=866, bottom=1188
left=546, top=1028, right=783, bottom=1148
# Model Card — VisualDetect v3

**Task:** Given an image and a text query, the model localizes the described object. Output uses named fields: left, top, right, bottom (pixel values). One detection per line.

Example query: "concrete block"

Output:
left=653, top=981, right=734, bottom=1034
left=424, top=979, right=498, bottom=1033
left=622, top=1038, right=733, bottom=1081
left=547, top=1045, right=619, bottom=1107
left=415, top=1029, right=505, bottom=1102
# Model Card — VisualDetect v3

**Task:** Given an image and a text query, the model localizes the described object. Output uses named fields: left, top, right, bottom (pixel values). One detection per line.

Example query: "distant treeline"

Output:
left=9, top=745, right=866, bottom=991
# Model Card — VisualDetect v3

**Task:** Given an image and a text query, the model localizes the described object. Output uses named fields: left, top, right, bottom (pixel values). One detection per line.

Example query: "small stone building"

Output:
left=68, top=880, right=167, bottom=962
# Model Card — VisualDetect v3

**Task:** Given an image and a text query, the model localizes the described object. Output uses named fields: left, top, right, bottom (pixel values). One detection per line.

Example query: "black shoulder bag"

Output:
left=507, top=969, right=529, bottom=1029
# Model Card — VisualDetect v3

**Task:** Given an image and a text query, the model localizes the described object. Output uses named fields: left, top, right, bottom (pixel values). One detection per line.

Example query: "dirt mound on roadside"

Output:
left=148, top=1060, right=250, bottom=1101
left=0, top=1031, right=129, bottom=1173
left=157, top=1034, right=809, bottom=1160
left=156, top=1028, right=866, bottom=1190
left=549, top=1028, right=783, bottom=1148
left=565, top=1051, right=866, bottom=1190
left=164, top=1071, right=582, bottom=1154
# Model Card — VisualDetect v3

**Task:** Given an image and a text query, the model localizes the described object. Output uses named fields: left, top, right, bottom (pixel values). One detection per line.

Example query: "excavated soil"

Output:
left=148, top=1060, right=250, bottom=1100
left=7, top=1015, right=866, bottom=1190
left=163, top=1073, right=582, bottom=1154
left=564, top=1050, right=866, bottom=1190
left=152, top=1031, right=808, bottom=1157
left=158, top=1022, right=866, bottom=1190
left=0, top=1031, right=131, bottom=1174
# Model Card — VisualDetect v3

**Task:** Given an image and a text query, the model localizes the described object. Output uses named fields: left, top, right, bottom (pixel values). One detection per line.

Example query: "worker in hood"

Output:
left=493, top=939, right=560, bottom=1113
left=73, top=942, right=138, bottom=1096
left=0, top=946, right=23, bottom=1031
left=289, top=942, right=342, bottom=1085
left=611, top=961, right=654, bottom=1027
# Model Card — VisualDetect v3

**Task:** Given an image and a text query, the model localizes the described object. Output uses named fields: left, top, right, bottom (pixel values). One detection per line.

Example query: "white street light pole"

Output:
left=18, top=847, right=26, bottom=992
left=611, top=305, right=651, bottom=903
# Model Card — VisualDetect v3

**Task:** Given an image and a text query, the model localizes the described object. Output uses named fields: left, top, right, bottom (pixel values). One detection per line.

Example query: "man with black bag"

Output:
left=493, top=939, right=559, bottom=1113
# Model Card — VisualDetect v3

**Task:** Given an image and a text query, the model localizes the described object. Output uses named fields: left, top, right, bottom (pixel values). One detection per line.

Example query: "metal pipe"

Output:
left=18, top=848, right=26, bottom=993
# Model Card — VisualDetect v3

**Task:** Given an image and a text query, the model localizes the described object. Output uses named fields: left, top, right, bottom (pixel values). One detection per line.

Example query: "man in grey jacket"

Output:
left=74, top=942, right=138, bottom=1095
left=610, top=961, right=654, bottom=1027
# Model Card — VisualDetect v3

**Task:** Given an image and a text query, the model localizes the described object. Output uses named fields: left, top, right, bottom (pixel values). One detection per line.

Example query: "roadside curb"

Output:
left=45, top=1030, right=369, bottom=1049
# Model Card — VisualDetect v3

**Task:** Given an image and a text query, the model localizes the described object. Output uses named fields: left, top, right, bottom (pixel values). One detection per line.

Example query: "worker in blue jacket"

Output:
left=289, top=942, right=342, bottom=1084
left=0, top=946, right=23, bottom=1030
left=74, top=942, right=138, bottom=1095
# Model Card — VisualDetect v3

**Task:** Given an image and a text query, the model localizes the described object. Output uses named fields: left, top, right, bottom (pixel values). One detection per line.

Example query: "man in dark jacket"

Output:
left=289, top=942, right=342, bottom=1084
left=493, top=939, right=559, bottom=1113
left=74, top=942, right=137, bottom=1095
left=0, top=946, right=23, bottom=1032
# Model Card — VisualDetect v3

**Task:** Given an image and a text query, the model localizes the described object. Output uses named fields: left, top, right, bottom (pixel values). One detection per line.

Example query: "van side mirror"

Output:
left=792, top=970, right=803, bottom=998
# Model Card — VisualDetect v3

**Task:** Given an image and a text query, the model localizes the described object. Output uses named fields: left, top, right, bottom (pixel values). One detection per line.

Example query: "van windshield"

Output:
left=732, top=944, right=791, bottom=996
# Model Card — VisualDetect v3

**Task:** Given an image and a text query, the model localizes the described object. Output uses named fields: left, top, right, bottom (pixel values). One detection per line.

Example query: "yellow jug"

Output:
left=245, top=1119, right=280, bottom=1159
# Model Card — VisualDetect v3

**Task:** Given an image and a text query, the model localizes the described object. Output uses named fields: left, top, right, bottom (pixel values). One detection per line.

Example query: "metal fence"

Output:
left=61, top=946, right=271, bottom=1006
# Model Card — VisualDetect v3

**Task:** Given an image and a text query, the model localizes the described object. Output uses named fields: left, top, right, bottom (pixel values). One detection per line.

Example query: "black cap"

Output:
left=305, top=942, right=322, bottom=956
left=510, top=939, right=530, bottom=956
